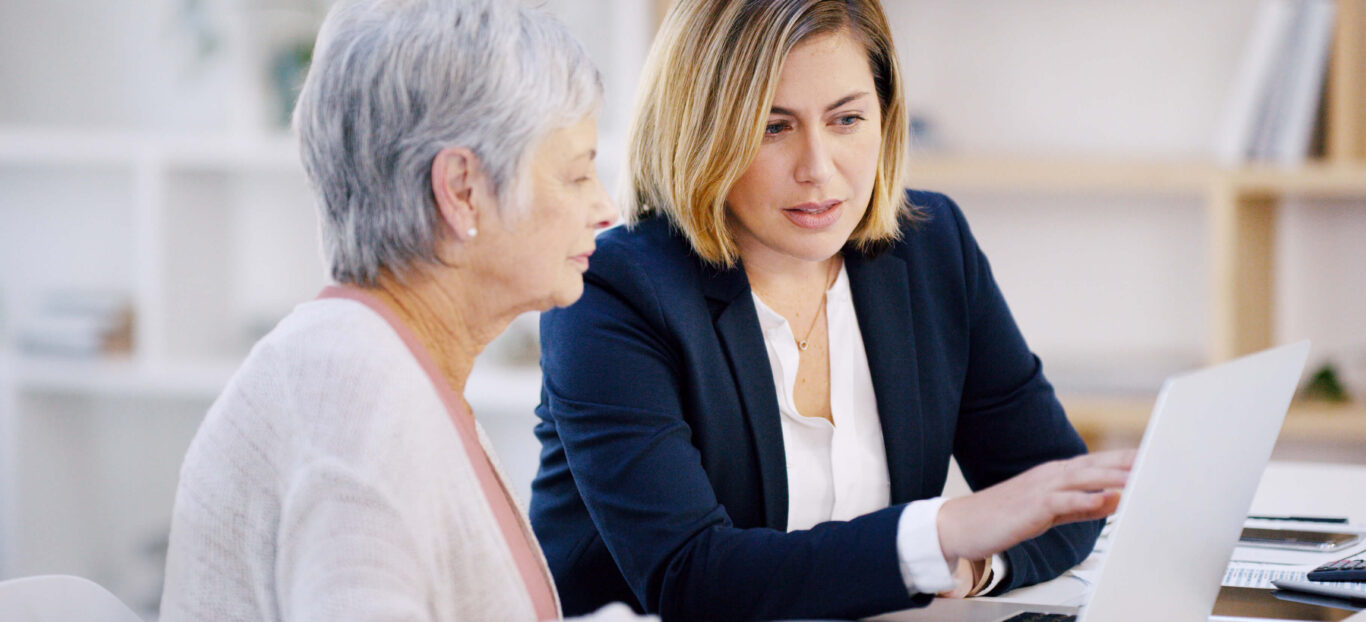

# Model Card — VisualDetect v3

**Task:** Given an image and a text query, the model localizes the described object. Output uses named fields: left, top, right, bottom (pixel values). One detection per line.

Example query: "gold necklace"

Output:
left=796, top=296, right=826, bottom=351
left=796, top=259, right=839, bottom=351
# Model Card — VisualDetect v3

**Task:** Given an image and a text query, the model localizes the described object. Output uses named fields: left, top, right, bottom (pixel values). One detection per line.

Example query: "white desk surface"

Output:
left=1248, top=462, right=1366, bottom=523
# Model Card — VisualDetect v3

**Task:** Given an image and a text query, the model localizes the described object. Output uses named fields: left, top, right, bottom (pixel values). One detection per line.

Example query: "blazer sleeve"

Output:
left=938, top=197, right=1103, bottom=593
left=539, top=246, right=927, bottom=621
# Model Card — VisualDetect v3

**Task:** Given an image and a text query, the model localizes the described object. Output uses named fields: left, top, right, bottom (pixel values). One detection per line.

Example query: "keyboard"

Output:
left=1002, top=614, right=1076, bottom=622
left=1307, top=554, right=1366, bottom=582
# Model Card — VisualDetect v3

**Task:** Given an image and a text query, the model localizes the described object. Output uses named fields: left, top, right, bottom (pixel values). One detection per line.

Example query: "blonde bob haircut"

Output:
left=624, top=0, right=914, bottom=267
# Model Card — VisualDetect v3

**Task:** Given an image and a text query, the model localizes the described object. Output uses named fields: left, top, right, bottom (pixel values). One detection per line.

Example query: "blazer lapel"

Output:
left=845, top=249, right=926, bottom=503
left=702, top=264, right=789, bottom=530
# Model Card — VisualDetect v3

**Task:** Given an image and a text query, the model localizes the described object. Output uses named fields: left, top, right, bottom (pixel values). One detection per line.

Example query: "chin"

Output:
left=548, top=279, right=586, bottom=309
left=781, top=237, right=850, bottom=263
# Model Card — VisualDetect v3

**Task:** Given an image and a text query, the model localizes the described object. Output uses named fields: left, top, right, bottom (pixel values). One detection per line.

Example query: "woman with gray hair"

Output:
left=158, top=1, right=625, bottom=620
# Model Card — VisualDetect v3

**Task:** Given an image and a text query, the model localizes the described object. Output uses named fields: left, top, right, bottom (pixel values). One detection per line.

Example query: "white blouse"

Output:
left=751, top=266, right=891, bottom=529
left=752, top=265, right=1005, bottom=596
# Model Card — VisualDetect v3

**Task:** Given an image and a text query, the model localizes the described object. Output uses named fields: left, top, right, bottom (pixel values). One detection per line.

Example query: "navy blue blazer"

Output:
left=531, top=190, right=1099, bottom=621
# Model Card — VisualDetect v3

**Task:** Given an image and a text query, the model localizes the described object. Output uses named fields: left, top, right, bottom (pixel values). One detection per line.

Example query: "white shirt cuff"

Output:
left=895, top=497, right=957, bottom=595
left=981, top=553, right=1008, bottom=595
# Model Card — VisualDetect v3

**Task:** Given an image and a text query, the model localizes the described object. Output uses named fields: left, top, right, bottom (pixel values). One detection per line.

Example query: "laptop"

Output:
left=871, top=340, right=1311, bottom=622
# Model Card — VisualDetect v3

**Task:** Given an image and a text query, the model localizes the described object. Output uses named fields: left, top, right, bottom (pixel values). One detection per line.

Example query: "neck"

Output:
left=739, top=243, right=842, bottom=302
left=365, top=268, right=517, bottom=399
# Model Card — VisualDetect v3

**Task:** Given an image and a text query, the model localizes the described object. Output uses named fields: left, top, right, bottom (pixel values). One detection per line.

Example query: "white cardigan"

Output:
left=160, top=297, right=556, bottom=622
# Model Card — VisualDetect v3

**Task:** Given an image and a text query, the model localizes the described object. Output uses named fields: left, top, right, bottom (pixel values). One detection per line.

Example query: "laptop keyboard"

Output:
left=1002, top=614, right=1077, bottom=622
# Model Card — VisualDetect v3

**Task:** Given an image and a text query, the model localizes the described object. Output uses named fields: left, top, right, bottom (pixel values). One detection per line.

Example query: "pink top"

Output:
left=317, top=285, right=559, bottom=621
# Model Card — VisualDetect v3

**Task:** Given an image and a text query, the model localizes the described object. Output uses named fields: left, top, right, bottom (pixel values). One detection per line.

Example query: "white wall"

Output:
left=886, top=0, right=1255, bottom=158
left=1280, top=199, right=1366, bottom=393
left=541, top=0, right=653, bottom=197
left=0, top=0, right=302, bottom=132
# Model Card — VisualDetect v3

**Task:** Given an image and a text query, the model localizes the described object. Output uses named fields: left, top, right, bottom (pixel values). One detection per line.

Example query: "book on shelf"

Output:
left=17, top=291, right=133, bottom=358
left=1215, top=0, right=1337, bottom=166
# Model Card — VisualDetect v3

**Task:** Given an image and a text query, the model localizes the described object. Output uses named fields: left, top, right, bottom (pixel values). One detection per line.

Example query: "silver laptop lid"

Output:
left=1081, top=341, right=1310, bottom=622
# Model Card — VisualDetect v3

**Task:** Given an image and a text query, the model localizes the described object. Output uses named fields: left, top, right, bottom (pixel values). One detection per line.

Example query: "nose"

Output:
left=794, top=129, right=834, bottom=187
left=589, top=175, right=616, bottom=230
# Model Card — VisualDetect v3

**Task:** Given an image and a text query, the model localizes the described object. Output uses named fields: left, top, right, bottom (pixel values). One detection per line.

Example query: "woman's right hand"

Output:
left=936, top=449, right=1136, bottom=563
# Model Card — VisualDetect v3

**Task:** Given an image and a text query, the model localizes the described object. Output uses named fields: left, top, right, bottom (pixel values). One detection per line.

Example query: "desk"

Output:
left=881, top=461, right=1366, bottom=621
left=1247, top=462, right=1366, bottom=521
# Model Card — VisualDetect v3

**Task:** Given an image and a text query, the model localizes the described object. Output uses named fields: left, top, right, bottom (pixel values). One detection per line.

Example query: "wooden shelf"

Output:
left=5, top=353, right=236, bottom=399
left=1229, top=161, right=1366, bottom=196
left=907, top=155, right=1366, bottom=198
left=907, top=154, right=1366, bottom=363
left=2, top=351, right=540, bottom=419
left=0, top=127, right=301, bottom=173
left=0, top=128, right=144, bottom=169
left=907, top=156, right=1217, bottom=195
left=1061, top=394, right=1366, bottom=446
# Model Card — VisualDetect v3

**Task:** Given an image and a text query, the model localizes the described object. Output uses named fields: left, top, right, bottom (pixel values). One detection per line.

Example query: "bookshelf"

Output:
left=907, top=154, right=1366, bottom=448
left=0, top=128, right=323, bottom=610
left=0, top=125, right=559, bottom=613
left=904, top=157, right=1366, bottom=196
left=906, top=0, right=1366, bottom=446
left=1327, top=0, right=1366, bottom=161
left=906, top=156, right=1366, bottom=359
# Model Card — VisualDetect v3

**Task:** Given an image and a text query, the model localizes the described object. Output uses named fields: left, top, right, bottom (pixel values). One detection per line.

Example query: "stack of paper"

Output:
left=1225, top=520, right=1366, bottom=590
left=1224, top=563, right=1319, bottom=589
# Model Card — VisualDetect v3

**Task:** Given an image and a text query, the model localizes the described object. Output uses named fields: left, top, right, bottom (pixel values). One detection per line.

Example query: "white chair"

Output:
left=0, top=575, right=142, bottom=622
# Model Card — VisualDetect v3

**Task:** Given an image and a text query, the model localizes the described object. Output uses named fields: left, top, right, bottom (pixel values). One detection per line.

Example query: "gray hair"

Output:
left=294, top=0, right=602, bottom=285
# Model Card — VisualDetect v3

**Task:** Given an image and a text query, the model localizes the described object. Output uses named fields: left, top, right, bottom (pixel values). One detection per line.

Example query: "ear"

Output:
left=431, top=147, right=490, bottom=242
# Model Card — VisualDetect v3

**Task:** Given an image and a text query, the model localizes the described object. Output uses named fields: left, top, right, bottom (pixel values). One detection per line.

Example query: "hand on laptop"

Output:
left=936, top=449, right=1136, bottom=564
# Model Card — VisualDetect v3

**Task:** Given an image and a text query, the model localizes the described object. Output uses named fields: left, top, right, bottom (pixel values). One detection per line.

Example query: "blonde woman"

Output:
left=159, top=1, right=648, bottom=620
left=531, top=1, right=1134, bottom=620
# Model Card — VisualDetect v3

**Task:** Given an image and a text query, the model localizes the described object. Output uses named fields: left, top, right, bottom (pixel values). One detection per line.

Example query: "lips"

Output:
left=782, top=199, right=843, bottom=230
left=569, top=249, right=593, bottom=271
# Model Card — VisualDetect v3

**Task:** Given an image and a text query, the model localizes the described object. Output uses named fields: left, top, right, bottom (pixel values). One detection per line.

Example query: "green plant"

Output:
left=1301, top=363, right=1351, bottom=403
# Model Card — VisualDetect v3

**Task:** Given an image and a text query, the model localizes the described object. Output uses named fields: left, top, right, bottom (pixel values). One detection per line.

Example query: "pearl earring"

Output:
left=466, top=227, right=478, bottom=238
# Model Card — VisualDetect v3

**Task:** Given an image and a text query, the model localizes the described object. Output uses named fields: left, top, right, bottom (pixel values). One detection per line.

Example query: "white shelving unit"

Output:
left=0, top=126, right=564, bottom=613
left=0, top=126, right=552, bottom=610
left=0, top=128, right=315, bottom=354
left=0, top=128, right=327, bottom=612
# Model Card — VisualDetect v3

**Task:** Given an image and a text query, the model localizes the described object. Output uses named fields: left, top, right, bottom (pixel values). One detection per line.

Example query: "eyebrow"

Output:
left=770, top=91, right=872, bottom=116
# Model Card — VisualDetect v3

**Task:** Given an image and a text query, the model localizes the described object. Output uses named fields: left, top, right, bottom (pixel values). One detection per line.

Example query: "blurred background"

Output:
left=0, top=0, right=1363, bottom=618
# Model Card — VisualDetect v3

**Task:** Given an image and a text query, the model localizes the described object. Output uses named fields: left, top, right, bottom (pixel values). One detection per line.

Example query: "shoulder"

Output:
left=541, top=216, right=716, bottom=373
left=167, top=299, right=499, bottom=613
left=591, top=216, right=703, bottom=289
left=236, top=299, right=431, bottom=408
left=555, top=215, right=710, bottom=323
left=188, top=299, right=451, bottom=478
left=869, top=189, right=978, bottom=272
left=904, top=188, right=966, bottom=226
left=896, top=189, right=973, bottom=253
